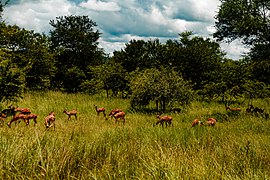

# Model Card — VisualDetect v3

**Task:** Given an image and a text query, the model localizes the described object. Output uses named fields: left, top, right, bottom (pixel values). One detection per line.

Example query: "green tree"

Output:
left=0, top=24, right=56, bottom=90
left=130, top=67, right=194, bottom=112
left=111, top=39, right=164, bottom=72
left=214, top=0, right=270, bottom=84
left=214, top=0, right=270, bottom=45
left=165, top=32, right=225, bottom=89
left=82, top=63, right=129, bottom=97
left=0, top=50, right=25, bottom=102
left=49, top=15, right=105, bottom=92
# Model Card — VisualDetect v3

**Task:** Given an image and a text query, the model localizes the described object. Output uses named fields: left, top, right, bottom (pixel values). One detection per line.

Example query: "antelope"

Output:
left=7, top=114, right=28, bottom=128
left=45, top=112, right=56, bottom=129
left=191, top=119, right=203, bottom=127
left=205, top=118, right=217, bottom=126
left=226, top=106, right=241, bottom=111
left=63, top=109, right=78, bottom=120
left=15, top=107, right=31, bottom=115
left=155, top=115, right=173, bottom=127
left=94, top=105, right=106, bottom=117
left=25, top=114, right=38, bottom=126
left=108, top=108, right=122, bottom=119
left=113, top=111, right=126, bottom=125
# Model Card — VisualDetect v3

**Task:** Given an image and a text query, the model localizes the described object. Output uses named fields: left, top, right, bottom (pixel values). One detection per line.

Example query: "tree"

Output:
left=214, top=0, right=270, bottom=45
left=111, top=39, right=164, bottom=72
left=164, top=32, right=225, bottom=89
left=49, top=15, right=105, bottom=92
left=82, top=63, right=129, bottom=97
left=0, top=0, right=9, bottom=20
left=0, top=24, right=56, bottom=90
left=130, top=67, right=194, bottom=112
left=0, top=50, right=25, bottom=103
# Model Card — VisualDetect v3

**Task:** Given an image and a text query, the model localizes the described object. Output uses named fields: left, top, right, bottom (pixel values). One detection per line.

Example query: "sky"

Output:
left=2, top=0, right=249, bottom=59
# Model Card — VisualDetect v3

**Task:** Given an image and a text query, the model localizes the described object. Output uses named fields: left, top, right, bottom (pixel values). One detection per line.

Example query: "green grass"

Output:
left=0, top=91, right=270, bottom=179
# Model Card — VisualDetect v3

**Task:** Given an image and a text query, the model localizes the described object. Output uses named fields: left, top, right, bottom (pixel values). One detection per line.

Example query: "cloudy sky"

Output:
left=3, top=0, right=249, bottom=59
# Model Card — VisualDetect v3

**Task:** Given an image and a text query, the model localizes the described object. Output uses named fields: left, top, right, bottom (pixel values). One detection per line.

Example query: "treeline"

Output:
left=0, top=1, right=269, bottom=111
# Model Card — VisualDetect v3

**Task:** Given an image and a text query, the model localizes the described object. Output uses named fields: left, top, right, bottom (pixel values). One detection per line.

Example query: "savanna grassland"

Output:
left=1, top=91, right=270, bottom=179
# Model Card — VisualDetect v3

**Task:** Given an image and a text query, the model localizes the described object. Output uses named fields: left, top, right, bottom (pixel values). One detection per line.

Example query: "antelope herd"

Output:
left=0, top=103, right=268, bottom=129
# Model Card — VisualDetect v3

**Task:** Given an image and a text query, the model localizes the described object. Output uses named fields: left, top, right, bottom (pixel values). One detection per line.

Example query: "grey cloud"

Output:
left=3, top=0, right=246, bottom=59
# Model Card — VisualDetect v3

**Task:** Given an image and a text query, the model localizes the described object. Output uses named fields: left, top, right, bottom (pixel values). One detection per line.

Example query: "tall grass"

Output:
left=0, top=91, right=270, bottom=179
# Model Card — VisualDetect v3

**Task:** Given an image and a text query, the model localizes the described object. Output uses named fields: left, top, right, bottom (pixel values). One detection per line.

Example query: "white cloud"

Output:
left=2, top=0, right=248, bottom=59
left=3, top=0, right=77, bottom=33
left=79, top=0, right=120, bottom=11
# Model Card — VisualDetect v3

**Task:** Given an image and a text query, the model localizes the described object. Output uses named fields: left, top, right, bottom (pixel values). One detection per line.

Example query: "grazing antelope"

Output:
left=94, top=105, right=106, bottom=117
left=45, top=112, right=56, bottom=129
left=226, top=106, right=241, bottom=111
left=191, top=119, right=203, bottom=127
left=108, top=108, right=122, bottom=119
left=25, top=114, right=38, bottom=126
left=15, top=107, right=31, bottom=115
left=7, top=114, right=28, bottom=128
left=155, top=115, right=173, bottom=127
left=113, top=111, right=126, bottom=125
left=63, top=109, right=78, bottom=120
left=205, top=118, right=217, bottom=126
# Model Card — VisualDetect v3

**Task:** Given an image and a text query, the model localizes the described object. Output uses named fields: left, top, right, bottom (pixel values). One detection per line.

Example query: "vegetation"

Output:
left=0, top=1, right=270, bottom=178
left=0, top=91, right=270, bottom=179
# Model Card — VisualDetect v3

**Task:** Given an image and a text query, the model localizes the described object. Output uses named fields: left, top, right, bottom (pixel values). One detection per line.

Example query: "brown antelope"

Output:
left=63, top=109, right=78, bottom=120
left=108, top=108, right=122, bottom=119
left=155, top=115, right=173, bottom=127
left=7, top=114, right=28, bottom=128
left=191, top=119, right=203, bottom=127
left=113, top=111, right=126, bottom=125
left=94, top=105, right=106, bottom=117
left=205, top=118, right=217, bottom=126
left=45, top=112, right=56, bottom=129
left=226, top=106, right=241, bottom=111
left=25, top=114, right=38, bottom=126
left=15, top=107, right=31, bottom=115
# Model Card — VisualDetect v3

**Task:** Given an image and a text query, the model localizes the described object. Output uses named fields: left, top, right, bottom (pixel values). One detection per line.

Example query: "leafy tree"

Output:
left=130, top=67, right=194, bottom=112
left=83, top=63, right=129, bottom=97
left=111, top=39, right=164, bottom=72
left=0, top=0, right=9, bottom=20
left=0, top=24, right=56, bottom=90
left=49, top=15, right=105, bottom=92
left=248, top=43, right=270, bottom=84
left=0, top=50, right=25, bottom=102
left=165, top=32, right=225, bottom=89
left=214, top=0, right=270, bottom=45
left=214, top=0, right=270, bottom=84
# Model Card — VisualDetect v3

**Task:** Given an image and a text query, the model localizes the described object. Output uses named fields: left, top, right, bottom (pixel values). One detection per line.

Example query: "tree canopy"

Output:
left=130, top=67, right=194, bottom=112
left=214, top=0, right=270, bottom=45
left=49, top=15, right=104, bottom=92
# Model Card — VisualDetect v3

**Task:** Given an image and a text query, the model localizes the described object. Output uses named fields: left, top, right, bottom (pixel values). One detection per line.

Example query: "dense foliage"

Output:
left=0, top=1, right=270, bottom=110
left=49, top=15, right=104, bottom=92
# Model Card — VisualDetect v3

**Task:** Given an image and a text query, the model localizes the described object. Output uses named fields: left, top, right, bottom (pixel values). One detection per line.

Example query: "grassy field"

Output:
left=0, top=91, right=270, bottom=179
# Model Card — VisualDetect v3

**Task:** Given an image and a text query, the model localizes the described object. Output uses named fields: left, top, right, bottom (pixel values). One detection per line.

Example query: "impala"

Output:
left=155, top=114, right=173, bottom=127
left=63, top=109, right=78, bottom=120
left=45, top=112, right=56, bottom=129
left=94, top=105, right=106, bottom=117
left=113, top=111, right=126, bottom=125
